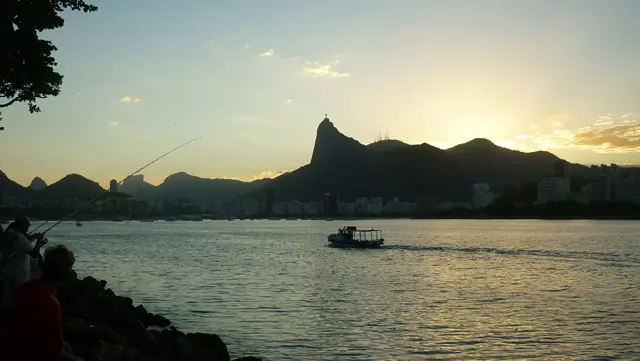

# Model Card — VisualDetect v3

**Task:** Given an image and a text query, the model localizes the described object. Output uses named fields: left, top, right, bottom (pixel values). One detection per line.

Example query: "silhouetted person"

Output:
left=1, top=216, right=44, bottom=308
left=5, top=245, right=81, bottom=361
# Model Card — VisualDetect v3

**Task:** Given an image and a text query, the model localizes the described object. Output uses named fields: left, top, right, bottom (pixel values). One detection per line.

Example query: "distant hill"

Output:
left=0, top=171, right=35, bottom=200
left=255, top=116, right=584, bottom=202
left=29, top=177, right=48, bottom=190
left=156, top=172, right=266, bottom=204
left=38, top=174, right=105, bottom=200
left=367, top=139, right=410, bottom=153
left=119, top=175, right=157, bottom=202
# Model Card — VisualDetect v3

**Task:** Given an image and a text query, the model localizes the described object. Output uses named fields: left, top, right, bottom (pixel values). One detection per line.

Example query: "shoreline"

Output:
left=14, top=215, right=640, bottom=223
left=58, top=271, right=259, bottom=361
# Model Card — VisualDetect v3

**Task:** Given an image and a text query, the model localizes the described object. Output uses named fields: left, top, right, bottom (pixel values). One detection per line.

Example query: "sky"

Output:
left=1, top=0, right=640, bottom=188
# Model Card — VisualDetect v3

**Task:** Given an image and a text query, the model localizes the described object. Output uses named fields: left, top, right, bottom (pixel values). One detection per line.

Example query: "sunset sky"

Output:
left=1, top=0, right=639, bottom=188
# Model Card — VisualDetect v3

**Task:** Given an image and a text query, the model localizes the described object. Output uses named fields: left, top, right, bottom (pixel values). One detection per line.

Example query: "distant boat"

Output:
left=76, top=221, right=83, bottom=227
left=327, top=226, right=384, bottom=248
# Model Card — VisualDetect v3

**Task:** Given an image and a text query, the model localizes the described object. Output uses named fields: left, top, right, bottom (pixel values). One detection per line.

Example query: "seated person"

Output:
left=4, top=245, right=82, bottom=361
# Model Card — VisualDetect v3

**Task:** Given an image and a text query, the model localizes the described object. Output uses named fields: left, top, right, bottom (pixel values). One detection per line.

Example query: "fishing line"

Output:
left=29, top=136, right=202, bottom=235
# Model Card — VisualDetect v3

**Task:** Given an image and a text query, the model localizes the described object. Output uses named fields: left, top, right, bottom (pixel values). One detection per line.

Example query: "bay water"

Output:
left=42, top=219, right=640, bottom=360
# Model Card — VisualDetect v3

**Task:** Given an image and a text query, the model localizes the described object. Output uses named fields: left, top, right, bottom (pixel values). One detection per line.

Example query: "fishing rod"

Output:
left=29, top=136, right=202, bottom=236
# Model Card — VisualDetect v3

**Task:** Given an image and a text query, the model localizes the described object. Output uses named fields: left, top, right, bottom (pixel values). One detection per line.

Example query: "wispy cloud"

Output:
left=303, top=60, right=350, bottom=78
left=120, top=96, right=141, bottom=103
left=258, top=49, right=275, bottom=57
left=533, top=113, right=640, bottom=153
left=108, top=121, right=120, bottom=126
left=547, top=109, right=568, bottom=128
left=253, top=170, right=288, bottom=180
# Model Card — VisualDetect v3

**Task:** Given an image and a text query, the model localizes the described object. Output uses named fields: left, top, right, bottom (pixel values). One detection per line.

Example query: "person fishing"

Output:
left=4, top=245, right=82, bottom=361
left=1, top=215, right=45, bottom=309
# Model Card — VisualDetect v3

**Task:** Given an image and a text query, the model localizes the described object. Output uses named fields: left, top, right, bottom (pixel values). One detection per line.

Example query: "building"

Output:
left=338, top=202, right=355, bottom=215
left=286, top=201, right=303, bottom=216
left=302, top=202, right=322, bottom=215
left=109, top=179, right=118, bottom=193
left=323, top=192, right=339, bottom=215
left=472, top=183, right=495, bottom=208
left=264, top=188, right=275, bottom=216
left=383, top=197, right=412, bottom=214
left=536, top=177, right=571, bottom=204
left=553, top=160, right=569, bottom=178
left=368, top=197, right=384, bottom=214
left=354, top=197, right=369, bottom=214
left=585, top=164, right=617, bottom=203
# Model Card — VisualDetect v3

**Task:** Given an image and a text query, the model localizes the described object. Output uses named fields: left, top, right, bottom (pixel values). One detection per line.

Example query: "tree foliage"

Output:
left=0, top=0, right=97, bottom=125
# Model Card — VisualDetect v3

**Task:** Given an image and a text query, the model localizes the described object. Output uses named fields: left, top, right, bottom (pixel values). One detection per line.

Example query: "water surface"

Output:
left=43, top=219, right=640, bottom=360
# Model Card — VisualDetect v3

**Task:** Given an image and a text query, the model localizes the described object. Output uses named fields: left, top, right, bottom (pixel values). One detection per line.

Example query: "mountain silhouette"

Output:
left=38, top=174, right=104, bottom=200
left=258, top=116, right=584, bottom=202
left=119, top=175, right=157, bottom=202
left=0, top=117, right=589, bottom=204
left=154, top=172, right=266, bottom=204
left=0, top=171, right=35, bottom=200
left=29, top=177, right=48, bottom=190
left=367, top=139, right=410, bottom=153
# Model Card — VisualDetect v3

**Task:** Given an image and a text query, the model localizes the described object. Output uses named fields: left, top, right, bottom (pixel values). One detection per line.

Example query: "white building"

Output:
left=302, top=202, right=322, bottom=215
left=368, top=197, right=384, bottom=214
left=286, top=201, right=302, bottom=216
left=472, top=183, right=495, bottom=208
left=536, top=177, right=571, bottom=204
left=272, top=202, right=287, bottom=216
left=383, top=197, right=412, bottom=214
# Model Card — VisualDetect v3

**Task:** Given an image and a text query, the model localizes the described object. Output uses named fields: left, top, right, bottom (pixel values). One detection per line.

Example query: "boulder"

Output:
left=56, top=271, right=234, bottom=361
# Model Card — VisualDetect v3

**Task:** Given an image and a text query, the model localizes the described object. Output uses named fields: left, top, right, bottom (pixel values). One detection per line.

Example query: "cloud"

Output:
left=533, top=114, right=640, bottom=153
left=286, top=98, right=293, bottom=104
left=258, top=49, right=275, bottom=57
left=303, top=60, right=350, bottom=78
left=120, top=96, right=141, bottom=103
left=253, top=170, right=288, bottom=180
left=108, top=121, right=120, bottom=126
left=546, top=109, right=569, bottom=128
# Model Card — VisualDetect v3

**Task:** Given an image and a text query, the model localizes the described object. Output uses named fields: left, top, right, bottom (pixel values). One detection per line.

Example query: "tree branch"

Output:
left=0, top=97, right=20, bottom=108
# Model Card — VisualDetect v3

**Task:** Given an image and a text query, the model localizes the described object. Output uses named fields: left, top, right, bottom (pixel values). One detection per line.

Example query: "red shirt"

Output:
left=5, top=279, right=64, bottom=361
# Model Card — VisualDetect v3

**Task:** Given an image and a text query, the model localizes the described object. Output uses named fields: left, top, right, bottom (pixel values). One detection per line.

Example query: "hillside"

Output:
left=38, top=174, right=105, bottom=200
left=155, top=172, right=267, bottom=204
left=0, top=171, right=35, bottom=200
left=258, top=116, right=580, bottom=202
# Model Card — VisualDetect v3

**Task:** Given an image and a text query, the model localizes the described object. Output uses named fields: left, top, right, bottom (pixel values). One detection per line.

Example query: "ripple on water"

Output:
left=43, top=219, right=640, bottom=360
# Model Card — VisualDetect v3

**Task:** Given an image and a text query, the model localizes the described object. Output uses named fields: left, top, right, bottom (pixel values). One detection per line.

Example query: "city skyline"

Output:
left=1, top=0, right=639, bottom=188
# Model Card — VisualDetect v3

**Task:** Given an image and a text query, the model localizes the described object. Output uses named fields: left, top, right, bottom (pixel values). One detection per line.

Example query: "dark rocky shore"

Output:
left=58, top=271, right=261, bottom=361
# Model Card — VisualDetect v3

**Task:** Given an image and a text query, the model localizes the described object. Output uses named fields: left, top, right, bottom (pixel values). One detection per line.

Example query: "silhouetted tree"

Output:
left=0, top=0, right=98, bottom=126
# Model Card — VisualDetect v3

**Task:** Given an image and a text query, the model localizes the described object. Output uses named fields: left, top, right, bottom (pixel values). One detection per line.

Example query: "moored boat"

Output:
left=327, top=226, right=384, bottom=248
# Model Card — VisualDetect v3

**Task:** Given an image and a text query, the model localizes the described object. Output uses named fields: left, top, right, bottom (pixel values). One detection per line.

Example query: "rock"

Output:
left=122, top=346, right=146, bottom=361
left=58, top=270, right=237, bottom=361
left=100, top=342, right=125, bottom=361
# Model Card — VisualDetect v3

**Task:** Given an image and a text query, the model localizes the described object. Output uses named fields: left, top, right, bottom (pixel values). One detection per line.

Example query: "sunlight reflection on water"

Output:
left=41, top=219, right=640, bottom=360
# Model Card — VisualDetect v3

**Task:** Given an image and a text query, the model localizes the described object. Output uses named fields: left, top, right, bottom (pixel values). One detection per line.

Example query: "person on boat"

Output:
left=1, top=215, right=45, bottom=309
left=4, top=245, right=82, bottom=361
